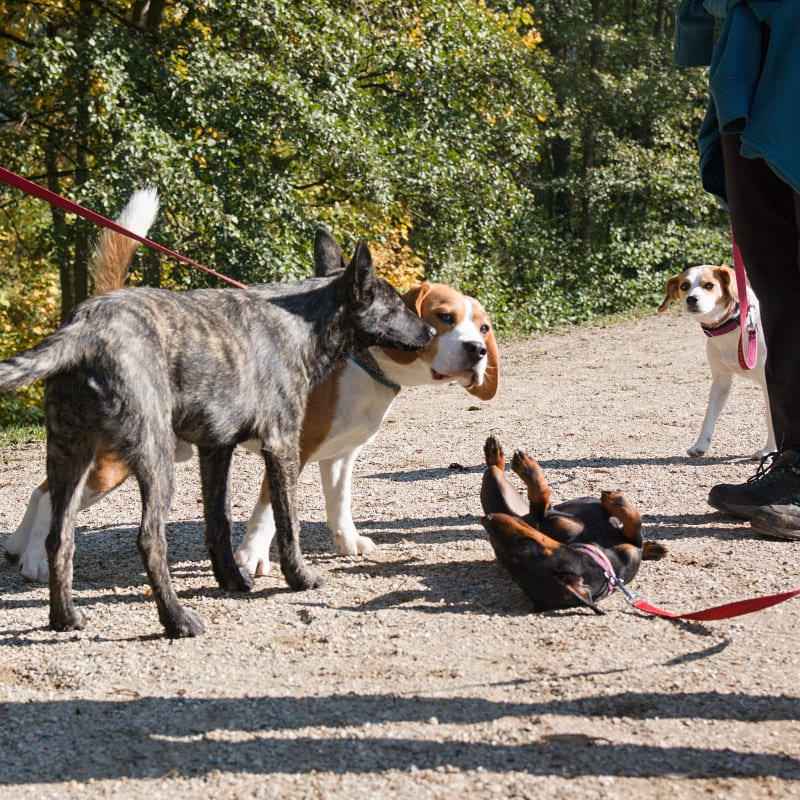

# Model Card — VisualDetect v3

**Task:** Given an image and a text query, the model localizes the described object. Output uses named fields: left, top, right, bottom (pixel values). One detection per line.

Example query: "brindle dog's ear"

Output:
left=314, top=228, right=347, bottom=277
left=345, top=240, right=375, bottom=304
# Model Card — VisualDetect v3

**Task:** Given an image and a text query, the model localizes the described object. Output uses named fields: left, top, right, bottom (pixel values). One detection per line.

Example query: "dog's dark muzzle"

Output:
left=376, top=321, right=435, bottom=351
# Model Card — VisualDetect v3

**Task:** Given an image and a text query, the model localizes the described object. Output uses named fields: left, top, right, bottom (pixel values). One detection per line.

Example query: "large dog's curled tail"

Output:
left=0, top=326, right=87, bottom=391
left=89, top=187, right=159, bottom=294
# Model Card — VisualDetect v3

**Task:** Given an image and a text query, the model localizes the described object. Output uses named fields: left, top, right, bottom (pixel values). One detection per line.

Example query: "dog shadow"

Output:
left=328, top=555, right=537, bottom=617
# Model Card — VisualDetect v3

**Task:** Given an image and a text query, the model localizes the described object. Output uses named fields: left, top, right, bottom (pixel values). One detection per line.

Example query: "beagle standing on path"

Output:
left=658, top=263, right=775, bottom=460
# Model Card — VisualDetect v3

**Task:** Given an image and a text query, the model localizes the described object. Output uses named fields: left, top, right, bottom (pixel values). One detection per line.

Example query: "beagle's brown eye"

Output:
left=437, top=312, right=455, bottom=325
left=703, top=282, right=715, bottom=290
left=680, top=281, right=690, bottom=291
left=480, top=323, right=490, bottom=336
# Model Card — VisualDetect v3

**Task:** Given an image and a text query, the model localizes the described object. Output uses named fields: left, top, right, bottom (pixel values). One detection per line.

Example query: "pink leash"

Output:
left=0, top=166, right=249, bottom=290
left=731, top=228, right=758, bottom=370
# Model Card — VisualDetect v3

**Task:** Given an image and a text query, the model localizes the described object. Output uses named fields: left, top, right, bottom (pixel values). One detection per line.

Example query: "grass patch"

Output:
left=0, top=424, right=46, bottom=448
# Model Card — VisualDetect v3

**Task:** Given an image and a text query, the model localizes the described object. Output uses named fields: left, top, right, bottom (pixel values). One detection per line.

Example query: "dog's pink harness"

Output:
left=570, top=543, right=617, bottom=600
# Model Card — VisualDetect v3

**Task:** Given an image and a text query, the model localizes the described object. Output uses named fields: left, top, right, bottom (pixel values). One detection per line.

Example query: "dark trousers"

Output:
left=721, top=132, right=800, bottom=447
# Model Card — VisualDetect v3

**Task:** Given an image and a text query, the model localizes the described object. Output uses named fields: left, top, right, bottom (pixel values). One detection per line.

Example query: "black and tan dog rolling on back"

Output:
left=0, top=191, right=433, bottom=638
left=480, top=436, right=665, bottom=613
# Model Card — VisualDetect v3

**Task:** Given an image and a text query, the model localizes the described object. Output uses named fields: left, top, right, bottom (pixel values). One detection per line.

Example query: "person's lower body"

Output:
left=706, top=133, right=800, bottom=538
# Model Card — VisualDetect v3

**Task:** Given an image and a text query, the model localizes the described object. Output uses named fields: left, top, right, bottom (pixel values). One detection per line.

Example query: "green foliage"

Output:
left=0, top=0, right=731, bottom=426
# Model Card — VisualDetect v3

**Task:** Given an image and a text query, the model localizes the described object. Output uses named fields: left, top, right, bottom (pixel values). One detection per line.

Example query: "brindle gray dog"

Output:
left=0, top=229, right=433, bottom=638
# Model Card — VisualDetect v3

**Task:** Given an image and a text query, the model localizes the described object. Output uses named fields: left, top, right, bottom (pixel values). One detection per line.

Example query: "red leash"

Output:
left=0, top=166, right=248, bottom=290
left=731, top=228, right=757, bottom=370
left=612, top=577, right=800, bottom=621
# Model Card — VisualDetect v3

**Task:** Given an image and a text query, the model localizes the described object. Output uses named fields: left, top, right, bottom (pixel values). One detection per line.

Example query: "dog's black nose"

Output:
left=687, top=295, right=698, bottom=307
left=463, top=340, right=487, bottom=363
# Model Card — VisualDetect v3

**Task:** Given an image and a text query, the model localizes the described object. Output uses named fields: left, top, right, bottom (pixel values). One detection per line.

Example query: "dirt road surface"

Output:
left=1, top=310, right=798, bottom=799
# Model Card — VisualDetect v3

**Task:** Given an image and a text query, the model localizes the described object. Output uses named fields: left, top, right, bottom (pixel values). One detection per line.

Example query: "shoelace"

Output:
left=747, top=450, right=799, bottom=485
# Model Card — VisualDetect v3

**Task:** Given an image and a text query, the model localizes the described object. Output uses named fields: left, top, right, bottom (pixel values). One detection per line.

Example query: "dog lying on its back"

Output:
left=0, top=189, right=433, bottom=638
left=480, top=436, right=666, bottom=613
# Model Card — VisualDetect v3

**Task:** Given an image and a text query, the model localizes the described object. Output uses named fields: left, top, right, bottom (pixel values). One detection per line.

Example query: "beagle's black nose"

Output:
left=464, top=340, right=487, bottom=364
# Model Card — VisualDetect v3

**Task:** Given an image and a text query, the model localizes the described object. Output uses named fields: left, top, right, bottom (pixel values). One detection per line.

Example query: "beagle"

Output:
left=658, top=264, right=774, bottom=459
left=235, top=281, right=499, bottom=575
left=5, top=218, right=499, bottom=582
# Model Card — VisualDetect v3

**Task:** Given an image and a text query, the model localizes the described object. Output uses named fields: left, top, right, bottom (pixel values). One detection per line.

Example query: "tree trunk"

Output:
left=45, top=134, right=74, bottom=322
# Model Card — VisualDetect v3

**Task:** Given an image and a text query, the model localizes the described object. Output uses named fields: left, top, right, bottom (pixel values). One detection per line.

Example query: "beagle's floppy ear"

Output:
left=658, top=275, right=682, bottom=312
left=401, top=282, right=433, bottom=315
left=468, top=312, right=499, bottom=400
left=715, top=264, right=737, bottom=303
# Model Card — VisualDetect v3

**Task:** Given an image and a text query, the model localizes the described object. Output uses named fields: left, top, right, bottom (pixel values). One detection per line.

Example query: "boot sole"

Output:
left=751, top=522, right=800, bottom=541
left=707, top=497, right=760, bottom=519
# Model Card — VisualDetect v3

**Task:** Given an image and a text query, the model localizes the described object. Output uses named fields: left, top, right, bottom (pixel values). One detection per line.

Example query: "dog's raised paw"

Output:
left=510, top=449, right=535, bottom=475
left=484, top=436, right=505, bottom=469
left=642, top=540, right=668, bottom=561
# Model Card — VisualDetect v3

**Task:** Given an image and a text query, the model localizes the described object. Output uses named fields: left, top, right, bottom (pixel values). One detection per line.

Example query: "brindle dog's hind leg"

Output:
left=263, top=445, right=324, bottom=591
left=198, top=445, right=254, bottom=591
left=45, top=432, right=97, bottom=632
left=132, top=433, right=204, bottom=638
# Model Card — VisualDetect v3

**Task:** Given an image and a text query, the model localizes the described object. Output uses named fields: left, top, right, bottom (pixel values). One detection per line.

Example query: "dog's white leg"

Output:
left=235, top=473, right=276, bottom=577
left=752, top=378, right=777, bottom=460
left=6, top=485, right=52, bottom=582
left=689, top=370, right=732, bottom=457
left=319, top=451, right=375, bottom=556
left=4, top=485, right=43, bottom=560
left=18, top=492, right=53, bottom=583
left=12, top=482, right=112, bottom=583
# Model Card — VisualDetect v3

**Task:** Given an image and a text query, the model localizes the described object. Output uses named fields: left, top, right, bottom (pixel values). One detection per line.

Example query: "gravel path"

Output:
left=1, top=310, right=798, bottom=799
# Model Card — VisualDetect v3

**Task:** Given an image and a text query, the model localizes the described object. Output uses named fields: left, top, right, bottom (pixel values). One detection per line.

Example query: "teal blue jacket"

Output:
left=674, top=0, right=800, bottom=201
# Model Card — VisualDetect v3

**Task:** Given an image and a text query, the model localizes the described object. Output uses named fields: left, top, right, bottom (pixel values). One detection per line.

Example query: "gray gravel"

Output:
left=1, top=310, right=799, bottom=799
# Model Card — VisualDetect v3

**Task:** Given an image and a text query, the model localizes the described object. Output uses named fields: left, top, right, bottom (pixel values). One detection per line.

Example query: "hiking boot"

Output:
left=750, top=491, right=800, bottom=540
left=707, top=448, right=800, bottom=519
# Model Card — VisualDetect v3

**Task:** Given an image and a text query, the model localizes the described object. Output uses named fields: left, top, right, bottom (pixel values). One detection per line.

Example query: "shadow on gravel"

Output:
left=331, top=555, right=529, bottom=616
left=0, top=691, right=798, bottom=784
left=366, top=454, right=748, bottom=483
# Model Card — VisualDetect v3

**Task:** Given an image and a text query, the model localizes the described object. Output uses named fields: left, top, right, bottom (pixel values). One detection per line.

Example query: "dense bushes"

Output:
left=0, top=1, right=727, bottom=423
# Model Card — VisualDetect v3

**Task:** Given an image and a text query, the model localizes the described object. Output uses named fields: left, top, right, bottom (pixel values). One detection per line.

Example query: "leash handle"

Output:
left=731, top=228, right=757, bottom=370
left=0, top=166, right=248, bottom=290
